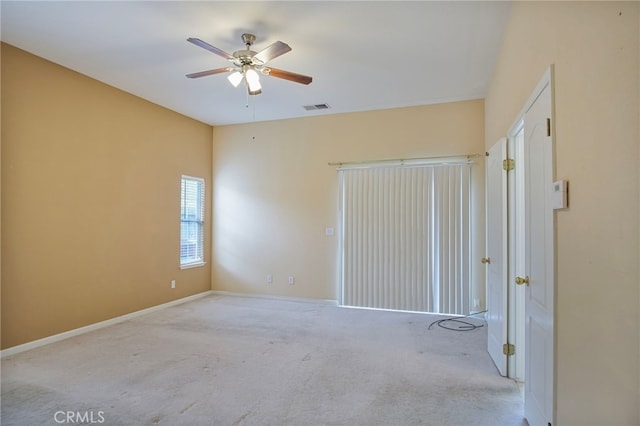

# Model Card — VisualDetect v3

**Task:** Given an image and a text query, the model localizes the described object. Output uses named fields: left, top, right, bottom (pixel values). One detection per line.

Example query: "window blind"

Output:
left=180, top=176, right=205, bottom=268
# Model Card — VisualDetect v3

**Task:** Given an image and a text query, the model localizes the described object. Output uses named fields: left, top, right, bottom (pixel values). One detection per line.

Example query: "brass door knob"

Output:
left=515, top=276, right=530, bottom=286
left=481, top=257, right=491, bottom=264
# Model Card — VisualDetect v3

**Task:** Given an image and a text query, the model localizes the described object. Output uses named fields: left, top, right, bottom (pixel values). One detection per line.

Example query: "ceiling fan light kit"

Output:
left=227, top=70, right=243, bottom=87
left=244, top=67, right=262, bottom=95
left=186, top=33, right=312, bottom=96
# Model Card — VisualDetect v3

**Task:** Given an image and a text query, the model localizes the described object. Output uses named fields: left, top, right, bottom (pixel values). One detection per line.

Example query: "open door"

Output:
left=485, top=137, right=508, bottom=376
left=521, top=71, right=555, bottom=426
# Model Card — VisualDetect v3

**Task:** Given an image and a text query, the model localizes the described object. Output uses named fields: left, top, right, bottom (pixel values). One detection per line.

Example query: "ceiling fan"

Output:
left=186, top=33, right=312, bottom=95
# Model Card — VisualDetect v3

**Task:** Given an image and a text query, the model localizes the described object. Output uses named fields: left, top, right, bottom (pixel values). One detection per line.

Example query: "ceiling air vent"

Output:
left=303, top=103, right=330, bottom=111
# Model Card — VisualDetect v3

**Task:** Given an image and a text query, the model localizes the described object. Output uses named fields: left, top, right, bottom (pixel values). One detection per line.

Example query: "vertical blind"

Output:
left=339, top=164, right=471, bottom=315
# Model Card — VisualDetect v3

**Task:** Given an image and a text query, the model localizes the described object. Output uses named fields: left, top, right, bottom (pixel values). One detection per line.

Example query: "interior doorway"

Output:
left=485, top=67, right=556, bottom=426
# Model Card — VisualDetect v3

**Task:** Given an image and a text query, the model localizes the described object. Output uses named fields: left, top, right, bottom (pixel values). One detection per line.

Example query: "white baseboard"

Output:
left=1, top=291, right=214, bottom=358
left=210, top=290, right=338, bottom=306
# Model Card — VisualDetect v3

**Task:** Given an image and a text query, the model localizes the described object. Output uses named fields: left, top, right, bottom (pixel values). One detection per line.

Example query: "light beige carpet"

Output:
left=1, top=294, right=524, bottom=425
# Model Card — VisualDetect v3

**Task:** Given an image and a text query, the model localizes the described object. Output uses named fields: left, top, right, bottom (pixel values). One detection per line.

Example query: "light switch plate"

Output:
left=552, top=180, right=568, bottom=209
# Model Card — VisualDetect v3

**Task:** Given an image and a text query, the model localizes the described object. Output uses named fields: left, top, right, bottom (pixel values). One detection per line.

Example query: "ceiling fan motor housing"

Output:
left=232, top=34, right=261, bottom=66
left=232, top=50, right=258, bottom=66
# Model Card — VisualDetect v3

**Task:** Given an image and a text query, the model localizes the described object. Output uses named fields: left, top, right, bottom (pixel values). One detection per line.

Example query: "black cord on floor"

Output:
left=428, top=310, right=488, bottom=331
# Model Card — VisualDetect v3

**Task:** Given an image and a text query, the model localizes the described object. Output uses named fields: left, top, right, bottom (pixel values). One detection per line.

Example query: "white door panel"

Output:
left=527, top=318, right=550, bottom=422
left=486, top=138, right=508, bottom=376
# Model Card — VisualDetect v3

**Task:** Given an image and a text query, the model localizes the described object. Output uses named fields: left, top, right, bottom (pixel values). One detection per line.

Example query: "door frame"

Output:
left=506, top=123, right=526, bottom=382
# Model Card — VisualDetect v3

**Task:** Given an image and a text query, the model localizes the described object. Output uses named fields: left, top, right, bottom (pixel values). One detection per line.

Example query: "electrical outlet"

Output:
left=473, top=298, right=480, bottom=308
left=171, top=280, right=176, bottom=289
left=267, top=274, right=273, bottom=284
left=288, top=276, right=295, bottom=285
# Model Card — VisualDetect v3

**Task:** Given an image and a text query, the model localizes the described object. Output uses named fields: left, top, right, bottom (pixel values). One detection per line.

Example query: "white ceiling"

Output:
left=1, top=1, right=511, bottom=126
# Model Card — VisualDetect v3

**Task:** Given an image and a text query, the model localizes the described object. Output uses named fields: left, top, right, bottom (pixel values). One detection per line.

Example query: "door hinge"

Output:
left=503, top=343, right=515, bottom=356
left=503, top=159, right=515, bottom=171
left=546, top=118, right=551, bottom=137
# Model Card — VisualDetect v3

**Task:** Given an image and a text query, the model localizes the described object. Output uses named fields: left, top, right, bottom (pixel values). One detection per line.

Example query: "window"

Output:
left=180, top=175, right=205, bottom=268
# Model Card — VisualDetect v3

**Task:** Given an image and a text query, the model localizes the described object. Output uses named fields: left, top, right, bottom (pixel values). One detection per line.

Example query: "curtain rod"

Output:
left=327, top=153, right=483, bottom=167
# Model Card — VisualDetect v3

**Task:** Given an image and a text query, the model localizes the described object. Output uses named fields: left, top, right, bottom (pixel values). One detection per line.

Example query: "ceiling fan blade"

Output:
left=253, top=41, right=291, bottom=64
left=187, top=38, right=235, bottom=60
left=266, top=67, right=313, bottom=85
left=186, top=67, right=232, bottom=79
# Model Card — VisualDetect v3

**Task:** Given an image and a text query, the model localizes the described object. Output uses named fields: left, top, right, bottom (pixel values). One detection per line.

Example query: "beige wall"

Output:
left=1, top=44, right=213, bottom=349
left=212, top=100, right=486, bottom=305
left=485, top=2, right=639, bottom=425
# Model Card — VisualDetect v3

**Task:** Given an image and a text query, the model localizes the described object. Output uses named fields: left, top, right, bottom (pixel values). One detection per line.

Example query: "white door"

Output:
left=521, top=79, right=555, bottom=426
left=485, top=138, right=508, bottom=376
